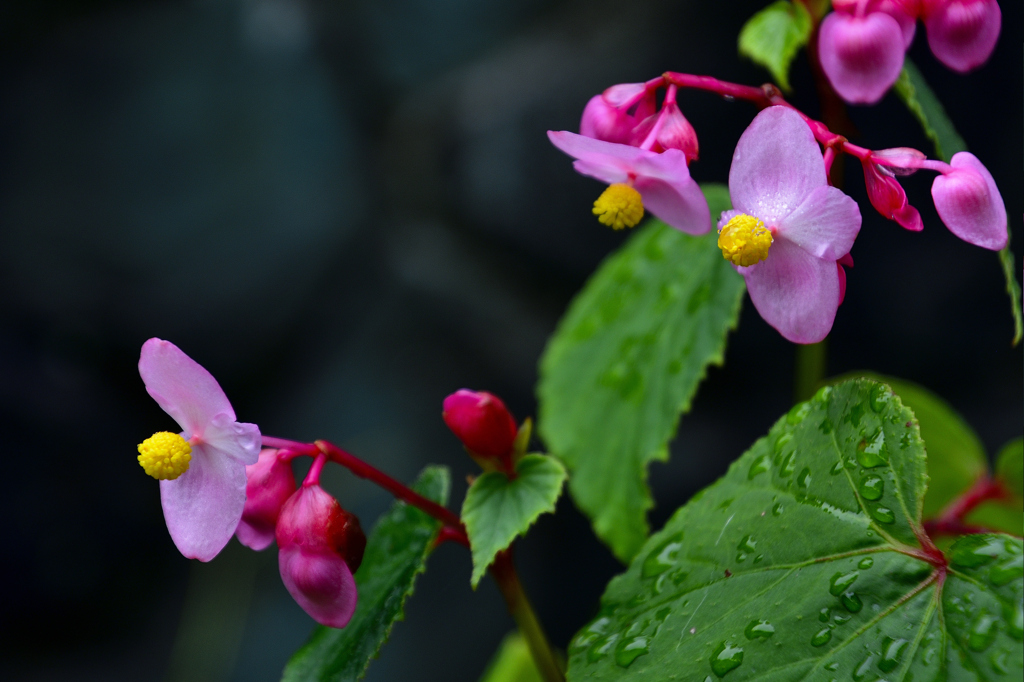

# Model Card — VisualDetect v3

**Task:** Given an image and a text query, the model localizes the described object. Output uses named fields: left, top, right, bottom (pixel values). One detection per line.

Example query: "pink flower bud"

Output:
left=236, top=448, right=297, bottom=551
left=819, top=11, right=907, bottom=104
left=931, top=152, right=1007, bottom=250
left=923, top=0, right=1000, bottom=72
left=276, top=484, right=366, bottom=628
left=862, top=157, right=924, bottom=231
left=837, top=253, right=854, bottom=305
left=579, top=83, right=656, bottom=145
left=442, top=389, right=518, bottom=461
left=647, top=102, right=699, bottom=163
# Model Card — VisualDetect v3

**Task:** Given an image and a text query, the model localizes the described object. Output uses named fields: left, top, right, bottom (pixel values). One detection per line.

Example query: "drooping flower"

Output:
left=236, top=448, right=297, bottom=551
left=276, top=483, right=366, bottom=628
left=922, top=0, right=1001, bottom=73
left=819, top=10, right=908, bottom=104
left=931, top=151, right=1007, bottom=250
left=547, top=130, right=710, bottom=234
left=138, top=338, right=261, bottom=561
left=861, top=148, right=925, bottom=231
left=719, top=107, right=862, bottom=343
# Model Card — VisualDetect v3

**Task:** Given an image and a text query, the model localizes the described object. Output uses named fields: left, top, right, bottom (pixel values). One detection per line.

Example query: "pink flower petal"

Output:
left=279, top=546, right=358, bottom=629
left=548, top=131, right=639, bottom=184
left=819, top=12, right=906, bottom=104
left=778, top=185, right=862, bottom=260
left=236, top=449, right=296, bottom=551
left=204, top=412, right=261, bottom=466
left=740, top=238, right=841, bottom=344
left=924, top=0, right=1000, bottom=73
left=931, top=152, right=1007, bottom=250
left=139, top=338, right=235, bottom=438
left=580, top=95, right=636, bottom=144
left=160, top=443, right=248, bottom=561
left=729, top=107, right=827, bottom=226
left=635, top=176, right=711, bottom=235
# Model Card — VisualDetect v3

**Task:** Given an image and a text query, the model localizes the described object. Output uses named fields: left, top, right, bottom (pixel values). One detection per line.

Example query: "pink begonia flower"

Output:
left=832, top=0, right=920, bottom=46
left=819, top=10, right=907, bottom=104
left=861, top=149, right=925, bottom=231
left=139, top=339, right=261, bottom=561
left=580, top=83, right=655, bottom=145
left=922, top=0, right=1001, bottom=72
left=236, top=448, right=297, bottom=551
left=931, top=151, right=1007, bottom=250
left=547, top=130, right=710, bottom=234
left=276, top=484, right=366, bottom=628
left=720, top=107, right=861, bottom=343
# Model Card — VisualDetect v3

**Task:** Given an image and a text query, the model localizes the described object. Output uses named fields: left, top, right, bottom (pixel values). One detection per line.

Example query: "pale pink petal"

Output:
left=778, top=185, right=862, bottom=260
left=729, top=107, right=826, bottom=226
left=236, top=449, right=296, bottom=551
left=931, top=152, right=1007, bottom=250
left=139, top=338, right=234, bottom=437
left=924, top=0, right=1000, bottom=73
left=203, top=413, right=261, bottom=466
left=819, top=12, right=906, bottom=104
left=160, top=443, right=247, bottom=561
left=548, top=130, right=641, bottom=184
left=580, top=95, right=635, bottom=144
left=876, top=0, right=919, bottom=47
left=740, top=239, right=841, bottom=344
left=634, top=176, right=711, bottom=235
left=279, top=547, right=358, bottom=628
left=602, top=82, right=648, bottom=108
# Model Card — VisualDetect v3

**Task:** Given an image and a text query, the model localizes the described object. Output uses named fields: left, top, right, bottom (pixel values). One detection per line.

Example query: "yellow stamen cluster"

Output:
left=138, top=431, right=192, bottom=480
left=718, top=213, right=773, bottom=266
left=593, top=183, right=644, bottom=230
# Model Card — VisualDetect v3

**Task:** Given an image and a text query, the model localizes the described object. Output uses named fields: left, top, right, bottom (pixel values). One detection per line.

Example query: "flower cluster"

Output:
left=137, top=339, right=365, bottom=629
left=548, top=75, right=1007, bottom=343
left=820, top=0, right=1002, bottom=103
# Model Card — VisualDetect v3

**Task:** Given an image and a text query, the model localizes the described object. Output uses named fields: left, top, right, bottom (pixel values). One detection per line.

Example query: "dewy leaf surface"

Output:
left=281, top=466, right=450, bottom=682
left=538, top=184, right=744, bottom=563
left=737, top=0, right=812, bottom=92
left=566, top=379, right=1023, bottom=681
left=894, top=59, right=1022, bottom=345
left=462, top=454, right=567, bottom=588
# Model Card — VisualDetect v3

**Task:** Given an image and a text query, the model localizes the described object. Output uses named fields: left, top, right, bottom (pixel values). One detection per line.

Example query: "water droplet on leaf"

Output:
left=615, top=635, right=650, bottom=667
left=968, top=611, right=998, bottom=652
left=869, top=385, right=890, bottom=413
left=748, top=454, right=771, bottom=480
left=870, top=505, right=895, bottom=524
left=878, top=636, right=908, bottom=672
left=858, top=557, right=874, bottom=569
left=811, top=628, right=832, bottom=647
left=829, top=570, right=859, bottom=596
left=642, top=533, right=685, bottom=578
left=859, top=475, right=884, bottom=501
left=856, top=429, right=889, bottom=468
left=787, top=403, right=811, bottom=425
left=797, top=467, right=811, bottom=488
left=744, top=620, right=775, bottom=640
left=841, top=591, right=863, bottom=613
left=709, top=641, right=744, bottom=677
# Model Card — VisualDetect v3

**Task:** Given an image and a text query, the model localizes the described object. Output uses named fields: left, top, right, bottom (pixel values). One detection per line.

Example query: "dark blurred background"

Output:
left=0, top=1, right=1019, bottom=680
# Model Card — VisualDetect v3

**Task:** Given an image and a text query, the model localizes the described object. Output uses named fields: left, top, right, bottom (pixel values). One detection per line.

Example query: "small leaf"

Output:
left=828, top=372, right=987, bottom=519
left=566, top=380, right=1023, bottom=680
left=281, top=466, right=450, bottom=682
left=463, top=454, right=567, bottom=588
left=738, top=0, right=812, bottom=92
left=893, top=59, right=967, bottom=163
left=538, top=184, right=744, bottom=562
left=479, top=632, right=544, bottom=682
left=998, top=240, right=1023, bottom=346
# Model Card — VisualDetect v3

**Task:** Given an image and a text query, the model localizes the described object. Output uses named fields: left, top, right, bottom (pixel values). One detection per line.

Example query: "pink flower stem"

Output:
left=303, top=452, right=328, bottom=486
left=924, top=475, right=1011, bottom=539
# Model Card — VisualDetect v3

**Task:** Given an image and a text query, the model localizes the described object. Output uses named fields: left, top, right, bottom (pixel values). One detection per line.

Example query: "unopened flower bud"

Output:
left=442, top=389, right=517, bottom=462
left=819, top=11, right=906, bottom=104
left=931, top=152, right=1007, bottom=250
left=276, top=484, right=366, bottom=628
left=651, top=102, right=699, bottom=163
left=580, top=83, right=656, bottom=146
left=923, top=0, right=1001, bottom=73
left=862, top=158, right=923, bottom=231
left=236, top=448, right=297, bottom=551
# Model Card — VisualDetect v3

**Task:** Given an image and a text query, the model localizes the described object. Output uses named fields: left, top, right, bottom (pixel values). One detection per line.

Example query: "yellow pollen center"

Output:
left=593, top=183, right=644, bottom=230
left=718, top=213, right=773, bottom=266
left=138, top=431, right=192, bottom=480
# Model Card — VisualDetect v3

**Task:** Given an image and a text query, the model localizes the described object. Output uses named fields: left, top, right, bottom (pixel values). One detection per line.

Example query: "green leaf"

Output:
left=828, top=372, right=987, bottom=519
left=538, top=184, right=744, bottom=563
left=566, top=379, right=1023, bottom=680
left=479, top=632, right=544, bottom=682
left=463, top=454, right=568, bottom=588
left=281, top=466, right=450, bottom=682
left=995, top=438, right=1024, bottom=499
left=893, top=59, right=967, bottom=163
left=738, top=0, right=812, bottom=92
left=998, top=241, right=1023, bottom=347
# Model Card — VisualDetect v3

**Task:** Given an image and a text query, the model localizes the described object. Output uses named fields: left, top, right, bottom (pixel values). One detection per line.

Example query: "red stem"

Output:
left=924, top=475, right=1010, bottom=539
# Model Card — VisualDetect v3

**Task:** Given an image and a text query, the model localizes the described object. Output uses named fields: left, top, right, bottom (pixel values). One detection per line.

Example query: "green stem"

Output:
left=490, top=549, right=565, bottom=682
left=794, top=339, right=827, bottom=403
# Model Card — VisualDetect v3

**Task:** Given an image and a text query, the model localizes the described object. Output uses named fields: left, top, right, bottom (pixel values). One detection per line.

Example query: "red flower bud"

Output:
left=276, top=484, right=366, bottom=628
left=442, top=389, right=517, bottom=461
left=862, top=156, right=923, bottom=232
left=236, top=448, right=297, bottom=551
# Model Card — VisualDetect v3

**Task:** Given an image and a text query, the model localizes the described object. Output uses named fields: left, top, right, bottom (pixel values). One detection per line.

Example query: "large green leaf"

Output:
left=281, top=466, right=450, bottom=682
left=828, top=372, right=987, bottom=519
left=566, top=379, right=1023, bottom=680
left=737, top=1, right=812, bottom=92
left=538, top=184, right=744, bottom=563
left=894, top=59, right=1022, bottom=345
left=479, top=632, right=544, bottom=682
left=462, top=454, right=568, bottom=588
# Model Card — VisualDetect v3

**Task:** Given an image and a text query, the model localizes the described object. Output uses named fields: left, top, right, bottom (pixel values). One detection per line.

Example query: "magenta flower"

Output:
left=819, top=10, right=907, bottom=104
left=923, top=0, right=1001, bottom=72
left=579, top=82, right=655, bottom=145
left=138, top=338, right=261, bottom=561
left=276, top=483, right=365, bottom=628
left=861, top=148, right=925, bottom=231
left=547, top=130, right=710, bottom=234
left=719, top=107, right=861, bottom=343
left=931, top=152, right=1007, bottom=250
left=236, top=448, right=297, bottom=551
